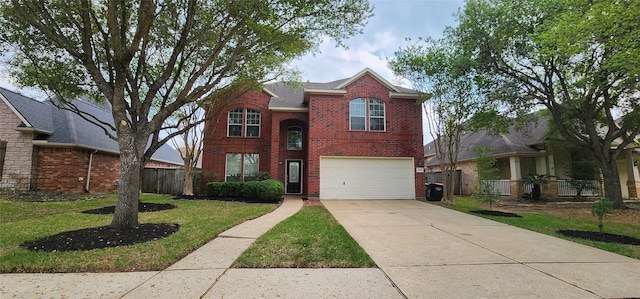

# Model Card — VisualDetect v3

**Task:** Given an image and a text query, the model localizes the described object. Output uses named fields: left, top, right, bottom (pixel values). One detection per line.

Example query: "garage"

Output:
left=319, top=156, right=415, bottom=200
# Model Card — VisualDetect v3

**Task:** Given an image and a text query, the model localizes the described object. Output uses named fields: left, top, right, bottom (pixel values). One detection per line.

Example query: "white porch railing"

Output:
left=557, top=180, right=600, bottom=197
left=480, top=180, right=511, bottom=196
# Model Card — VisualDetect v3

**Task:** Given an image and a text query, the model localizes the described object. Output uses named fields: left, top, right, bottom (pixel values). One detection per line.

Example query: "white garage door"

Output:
left=320, top=157, right=415, bottom=200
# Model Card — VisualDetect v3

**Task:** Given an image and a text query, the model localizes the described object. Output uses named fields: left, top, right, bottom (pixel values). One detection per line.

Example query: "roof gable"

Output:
left=335, top=67, right=401, bottom=92
left=267, top=68, right=418, bottom=110
left=0, top=87, right=54, bottom=134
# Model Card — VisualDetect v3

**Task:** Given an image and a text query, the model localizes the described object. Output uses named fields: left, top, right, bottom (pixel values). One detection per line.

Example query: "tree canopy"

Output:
left=0, top=0, right=373, bottom=228
left=452, top=0, right=640, bottom=208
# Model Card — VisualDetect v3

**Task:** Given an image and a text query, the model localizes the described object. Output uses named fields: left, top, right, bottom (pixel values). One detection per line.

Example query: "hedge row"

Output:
left=206, top=179, right=284, bottom=202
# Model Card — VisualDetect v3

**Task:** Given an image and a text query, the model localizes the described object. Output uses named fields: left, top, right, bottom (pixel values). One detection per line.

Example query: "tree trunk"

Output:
left=599, top=159, right=625, bottom=209
left=442, top=170, right=455, bottom=204
left=183, top=166, right=194, bottom=196
left=110, top=130, right=142, bottom=230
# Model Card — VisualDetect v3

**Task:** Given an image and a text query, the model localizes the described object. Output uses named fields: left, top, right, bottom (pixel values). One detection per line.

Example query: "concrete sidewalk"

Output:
left=323, top=200, right=640, bottom=298
left=1, top=197, right=399, bottom=299
left=1, top=197, right=306, bottom=298
left=3, top=198, right=640, bottom=298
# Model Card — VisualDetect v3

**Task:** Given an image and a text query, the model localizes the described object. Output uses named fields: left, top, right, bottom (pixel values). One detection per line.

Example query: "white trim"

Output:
left=389, top=91, right=419, bottom=99
left=285, top=159, right=303, bottom=194
left=227, top=108, right=243, bottom=137
left=303, top=88, right=347, bottom=95
left=15, top=126, right=53, bottom=135
left=245, top=109, right=261, bottom=138
left=268, top=107, right=309, bottom=112
left=349, top=98, right=366, bottom=131
left=369, top=98, right=386, bottom=132
left=336, top=68, right=401, bottom=92
left=263, top=87, right=278, bottom=98
left=0, top=92, right=33, bottom=128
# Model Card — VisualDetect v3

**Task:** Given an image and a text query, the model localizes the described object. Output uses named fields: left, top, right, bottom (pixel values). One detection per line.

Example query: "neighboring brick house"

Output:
left=0, top=87, right=183, bottom=193
left=203, top=68, right=426, bottom=200
left=424, top=116, right=640, bottom=199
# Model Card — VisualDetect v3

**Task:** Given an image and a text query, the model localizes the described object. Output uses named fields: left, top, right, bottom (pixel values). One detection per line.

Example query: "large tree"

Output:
left=454, top=0, right=640, bottom=208
left=390, top=37, right=499, bottom=204
left=0, top=0, right=372, bottom=228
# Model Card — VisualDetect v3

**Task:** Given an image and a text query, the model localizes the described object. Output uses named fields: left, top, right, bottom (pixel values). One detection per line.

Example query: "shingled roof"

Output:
left=0, top=87, right=182, bottom=165
left=424, top=116, right=549, bottom=166
left=265, top=68, right=418, bottom=111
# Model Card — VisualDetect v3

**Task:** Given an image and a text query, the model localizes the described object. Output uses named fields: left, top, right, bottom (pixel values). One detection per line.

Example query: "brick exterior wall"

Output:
left=202, top=90, right=274, bottom=183
left=202, top=73, right=425, bottom=199
left=35, top=147, right=180, bottom=193
left=307, top=74, right=424, bottom=198
left=35, top=147, right=121, bottom=193
left=0, top=99, right=34, bottom=190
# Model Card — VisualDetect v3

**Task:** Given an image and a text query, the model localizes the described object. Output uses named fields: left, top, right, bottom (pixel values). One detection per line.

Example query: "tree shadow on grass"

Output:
left=556, top=230, right=640, bottom=245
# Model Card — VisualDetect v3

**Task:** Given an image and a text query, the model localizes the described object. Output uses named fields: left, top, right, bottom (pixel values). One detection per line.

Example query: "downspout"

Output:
left=85, top=150, right=98, bottom=192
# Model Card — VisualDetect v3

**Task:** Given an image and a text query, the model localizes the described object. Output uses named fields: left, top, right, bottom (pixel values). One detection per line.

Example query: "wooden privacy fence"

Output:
left=141, top=168, right=206, bottom=195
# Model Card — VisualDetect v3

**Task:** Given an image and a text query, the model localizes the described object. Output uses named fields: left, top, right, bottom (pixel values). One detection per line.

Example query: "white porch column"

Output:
left=510, top=156, right=522, bottom=180
left=626, top=150, right=639, bottom=181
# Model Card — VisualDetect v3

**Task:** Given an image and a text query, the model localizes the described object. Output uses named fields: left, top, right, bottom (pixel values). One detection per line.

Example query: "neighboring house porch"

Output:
left=424, top=117, right=640, bottom=199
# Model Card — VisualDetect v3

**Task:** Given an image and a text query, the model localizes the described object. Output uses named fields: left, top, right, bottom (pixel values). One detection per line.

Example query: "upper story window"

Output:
left=245, top=109, right=260, bottom=137
left=287, top=126, right=303, bottom=150
left=369, top=99, right=386, bottom=131
left=228, top=109, right=243, bottom=137
left=349, top=98, right=385, bottom=131
left=349, top=98, right=366, bottom=130
left=227, top=108, right=260, bottom=137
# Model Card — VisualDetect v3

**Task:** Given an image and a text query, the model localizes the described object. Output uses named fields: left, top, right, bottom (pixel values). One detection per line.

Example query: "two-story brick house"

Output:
left=202, top=68, right=426, bottom=200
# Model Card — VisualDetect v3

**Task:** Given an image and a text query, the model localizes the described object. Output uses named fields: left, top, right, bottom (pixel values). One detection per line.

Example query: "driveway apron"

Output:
left=322, top=200, right=640, bottom=299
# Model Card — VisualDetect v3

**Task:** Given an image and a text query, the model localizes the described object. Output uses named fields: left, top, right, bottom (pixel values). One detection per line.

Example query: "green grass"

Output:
left=234, top=205, right=376, bottom=268
left=443, top=197, right=640, bottom=260
left=0, top=194, right=276, bottom=273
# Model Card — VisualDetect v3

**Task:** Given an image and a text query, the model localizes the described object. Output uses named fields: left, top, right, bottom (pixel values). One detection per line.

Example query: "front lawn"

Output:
left=234, top=205, right=376, bottom=268
left=0, top=194, right=276, bottom=273
left=442, top=197, right=640, bottom=260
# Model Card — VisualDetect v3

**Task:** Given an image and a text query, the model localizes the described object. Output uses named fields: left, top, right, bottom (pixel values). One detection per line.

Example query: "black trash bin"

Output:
left=427, top=183, right=443, bottom=201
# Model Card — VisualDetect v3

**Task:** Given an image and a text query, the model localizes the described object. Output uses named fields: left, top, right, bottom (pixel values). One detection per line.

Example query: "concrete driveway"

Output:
left=322, top=200, right=640, bottom=298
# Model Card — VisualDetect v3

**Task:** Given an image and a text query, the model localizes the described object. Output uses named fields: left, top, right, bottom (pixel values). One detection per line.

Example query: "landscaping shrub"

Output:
left=242, top=181, right=261, bottom=199
left=206, top=182, right=243, bottom=197
left=206, top=182, right=224, bottom=197
left=207, top=179, right=283, bottom=202
left=255, top=179, right=285, bottom=202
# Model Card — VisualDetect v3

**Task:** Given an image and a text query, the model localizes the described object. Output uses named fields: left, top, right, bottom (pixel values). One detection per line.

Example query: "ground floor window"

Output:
left=225, top=153, right=259, bottom=181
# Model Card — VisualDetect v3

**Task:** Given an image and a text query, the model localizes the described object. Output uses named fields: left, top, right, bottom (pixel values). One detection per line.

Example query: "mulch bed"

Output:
left=556, top=230, right=640, bottom=245
left=470, top=210, right=523, bottom=218
left=21, top=223, right=180, bottom=252
left=82, top=202, right=176, bottom=214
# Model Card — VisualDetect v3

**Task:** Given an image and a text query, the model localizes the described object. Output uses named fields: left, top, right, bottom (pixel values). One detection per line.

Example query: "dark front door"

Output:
left=286, top=160, right=302, bottom=194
